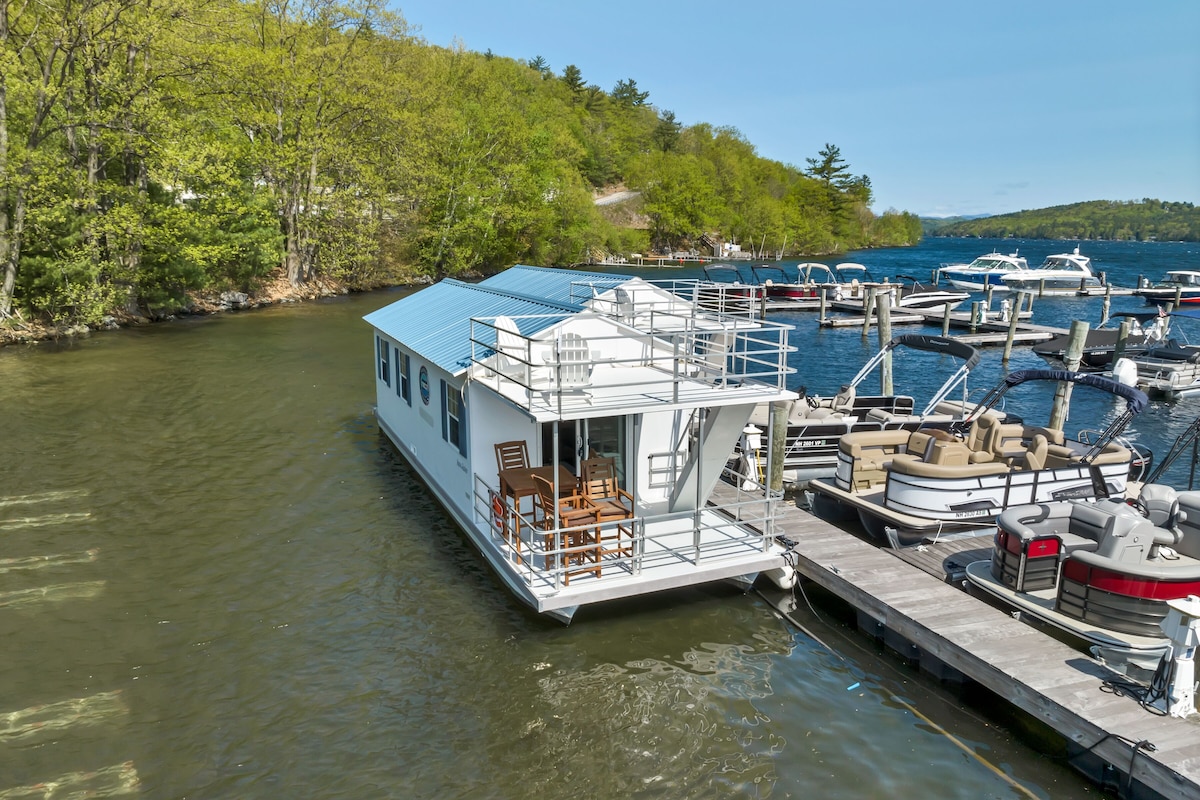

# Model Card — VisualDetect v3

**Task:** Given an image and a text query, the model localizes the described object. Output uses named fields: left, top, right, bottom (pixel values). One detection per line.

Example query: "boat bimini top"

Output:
left=843, top=334, right=981, bottom=416
left=954, top=368, right=1148, bottom=461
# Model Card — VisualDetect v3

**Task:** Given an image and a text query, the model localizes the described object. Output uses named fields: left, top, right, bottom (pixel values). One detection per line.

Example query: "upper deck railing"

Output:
left=468, top=287, right=794, bottom=416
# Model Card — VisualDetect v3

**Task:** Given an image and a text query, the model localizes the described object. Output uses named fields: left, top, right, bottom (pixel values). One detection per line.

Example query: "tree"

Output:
left=611, top=77, right=648, bottom=107
left=527, top=54, right=549, bottom=76
left=652, top=110, right=681, bottom=153
left=561, top=64, right=584, bottom=99
left=804, top=143, right=852, bottom=189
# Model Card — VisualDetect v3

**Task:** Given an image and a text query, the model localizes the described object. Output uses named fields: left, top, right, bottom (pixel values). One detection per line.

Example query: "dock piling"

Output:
left=1050, top=320, right=1090, bottom=429
left=878, top=293, right=893, bottom=394
left=1002, top=299, right=1021, bottom=363
left=861, top=288, right=876, bottom=339
left=819, top=287, right=827, bottom=324
left=1113, top=319, right=1132, bottom=365
left=941, top=304, right=952, bottom=337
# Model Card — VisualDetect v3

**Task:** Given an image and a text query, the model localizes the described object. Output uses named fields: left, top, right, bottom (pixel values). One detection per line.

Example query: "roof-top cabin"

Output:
left=364, top=266, right=798, bottom=621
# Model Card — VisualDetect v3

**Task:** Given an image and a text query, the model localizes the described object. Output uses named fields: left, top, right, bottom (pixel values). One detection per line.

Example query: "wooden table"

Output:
left=497, top=465, right=577, bottom=560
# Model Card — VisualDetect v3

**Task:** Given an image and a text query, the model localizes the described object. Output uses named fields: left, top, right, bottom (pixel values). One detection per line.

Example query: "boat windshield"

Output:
left=1166, top=271, right=1200, bottom=287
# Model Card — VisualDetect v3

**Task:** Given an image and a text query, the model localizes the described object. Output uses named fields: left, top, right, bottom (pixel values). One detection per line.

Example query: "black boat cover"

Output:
left=1003, top=368, right=1148, bottom=413
left=886, top=334, right=981, bottom=370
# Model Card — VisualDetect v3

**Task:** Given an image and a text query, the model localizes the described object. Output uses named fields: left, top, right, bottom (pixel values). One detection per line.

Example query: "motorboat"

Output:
left=890, top=275, right=970, bottom=312
left=832, top=263, right=877, bottom=300
left=738, top=334, right=989, bottom=488
left=1031, top=310, right=1170, bottom=372
left=1113, top=309, right=1200, bottom=398
left=807, top=369, right=1150, bottom=546
left=748, top=263, right=841, bottom=303
left=697, top=264, right=763, bottom=314
left=1001, top=248, right=1101, bottom=294
left=364, top=265, right=799, bottom=622
left=938, top=252, right=1031, bottom=292
left=964, top=483, right=1200, bottom=670
left=966, top=414, right=1200, bottom=669
left=1134, top=270, right=1200, bottom=306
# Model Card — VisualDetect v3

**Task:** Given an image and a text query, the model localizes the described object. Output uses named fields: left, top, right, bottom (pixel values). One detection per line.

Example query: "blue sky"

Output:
left=391, top=1, right=1199, bottom=218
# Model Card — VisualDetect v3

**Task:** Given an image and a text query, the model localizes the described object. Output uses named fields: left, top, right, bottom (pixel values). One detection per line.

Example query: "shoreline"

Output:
left=0, top=271, right=432, bottom=349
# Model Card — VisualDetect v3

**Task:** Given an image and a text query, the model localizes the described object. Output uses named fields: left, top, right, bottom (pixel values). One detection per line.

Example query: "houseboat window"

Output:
left=441, top=380, right=467, bottom=456
left=376, top=336, right=391, bottom=386
left=397, top=350, right=411, bottom=405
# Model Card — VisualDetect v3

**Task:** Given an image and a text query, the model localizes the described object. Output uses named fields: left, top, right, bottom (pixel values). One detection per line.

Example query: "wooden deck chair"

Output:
left=531, top=474, right=601, bottom=583
left=548, top=332, right=592, bottom=403
left=493, top=316, right=527, bottom=382
left=580, top=456, right=634, bottom=558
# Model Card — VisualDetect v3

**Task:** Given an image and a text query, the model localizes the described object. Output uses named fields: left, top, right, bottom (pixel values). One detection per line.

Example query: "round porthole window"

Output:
left=419, top=366, right=430, bottom=405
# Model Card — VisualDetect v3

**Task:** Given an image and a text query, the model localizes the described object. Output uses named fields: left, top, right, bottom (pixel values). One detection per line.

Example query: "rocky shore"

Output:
left=0, top=271, right=434, bottom=348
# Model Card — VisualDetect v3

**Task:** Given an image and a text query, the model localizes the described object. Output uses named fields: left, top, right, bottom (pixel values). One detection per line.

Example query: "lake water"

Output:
left=3, top=237, right=1195, bottom=798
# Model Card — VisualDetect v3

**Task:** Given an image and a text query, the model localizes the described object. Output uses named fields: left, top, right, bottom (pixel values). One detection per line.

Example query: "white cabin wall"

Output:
left=467, top=385, right=539, bottom=494
left=371, top=331, right=474, bottom=520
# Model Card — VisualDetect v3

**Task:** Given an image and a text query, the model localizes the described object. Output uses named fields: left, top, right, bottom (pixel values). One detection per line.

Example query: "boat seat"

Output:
left=808, top=384, right=855, bottom=420
left=1170, top=492, right=1200, bottom=560
left=888, top=457, right=1010, bottom=479
left=1021, top=434, right=1049, bottom=470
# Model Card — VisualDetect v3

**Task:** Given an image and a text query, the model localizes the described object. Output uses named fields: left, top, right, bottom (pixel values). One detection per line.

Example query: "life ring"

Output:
left=491, top=492, right=505, bottom=530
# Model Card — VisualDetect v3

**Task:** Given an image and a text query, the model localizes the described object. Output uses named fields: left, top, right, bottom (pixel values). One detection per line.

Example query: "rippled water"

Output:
left=0, top=252, right=1148, bottom=798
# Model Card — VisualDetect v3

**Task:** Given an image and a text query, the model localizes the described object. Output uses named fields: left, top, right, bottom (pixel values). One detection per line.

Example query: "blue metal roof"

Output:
left=479, top=264, right=630, bottom=307
left=363, top=278, right=575, bottom=375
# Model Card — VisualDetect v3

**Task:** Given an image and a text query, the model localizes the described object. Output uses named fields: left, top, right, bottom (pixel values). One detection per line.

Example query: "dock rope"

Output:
left=1072, top=732, right=1158, bottom=800
left=1099, top=650, right=1173, bottom=716
left=755, top=567, right=1040, bottom=800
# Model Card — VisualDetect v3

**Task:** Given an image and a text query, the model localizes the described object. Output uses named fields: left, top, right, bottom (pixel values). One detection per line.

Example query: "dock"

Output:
left=710, top=482, right=1200, bottom=799
left=816, top=304, right=1067, bottom=346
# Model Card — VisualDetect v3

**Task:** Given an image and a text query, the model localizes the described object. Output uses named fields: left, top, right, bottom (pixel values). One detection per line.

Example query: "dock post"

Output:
left=769, top=402, right=786, bottom=498
left=1113, top=319, right=1132, bottom=365
left=878, top=293, right=893, bottom=394
left=969, top=301, right=981, bottom=333
left=1176, top=286, right=1184, bottom=310
left=1101, top=285, right=1111, bottom=326
left=1039, top=278, right=1046, bottom=297
left=941, top=303, right=952, bottom=336
left=1050, top=320, right=1090, bottom=430
left=819, top=287, right=827, bottom=324
left=984, top=284, right=994, bottom=314
left=931, top=268, right=939, bottom=286
left=1002, top=298, right=1022, bottom=363
left=861, top=287, right=875, bottom=338
left=1079, top=277, right=1087, bottom=293
left=759, top=286, right=767, bottom=320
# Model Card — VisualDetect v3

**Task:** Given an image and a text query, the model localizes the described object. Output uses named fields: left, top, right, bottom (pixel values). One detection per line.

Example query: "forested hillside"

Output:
left=936, top=200, right=1199, bottom=242
left=0, top=0, right=920, bottom=327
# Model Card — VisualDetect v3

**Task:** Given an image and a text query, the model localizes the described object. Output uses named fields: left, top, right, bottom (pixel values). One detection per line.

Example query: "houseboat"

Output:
left=364, top=265, right=799, bottom=622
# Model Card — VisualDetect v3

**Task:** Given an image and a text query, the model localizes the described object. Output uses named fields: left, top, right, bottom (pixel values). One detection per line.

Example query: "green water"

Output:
left=0, top=290, right=1096, bottom=798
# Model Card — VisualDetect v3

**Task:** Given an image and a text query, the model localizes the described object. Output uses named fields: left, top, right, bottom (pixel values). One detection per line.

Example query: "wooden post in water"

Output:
left=878, top=291, right=893, bottom=394
left=769, top=402, right=786, bottom=497
left=1002, top=297, right=1022, bottom=363
left=969, top=301, right=981, bottom=333
left=941, top=303, right=952, bottom=337
left=861, top=287, right=875, bottom=338
left=819, top=287, right=827, bottom=324
left=1175, top=285, right=1183, bottom=310
left=1112, top=319, right=1132, bottom=365
left=1050, top=320, right=1089, bottom=430
left=759, top=286, right=767, bottom=319
left=984, top=284, right=994, bottom=314
left=1039, top=278, right=1046, bottom=298
left=1101, top=284, right=1111, bottom=326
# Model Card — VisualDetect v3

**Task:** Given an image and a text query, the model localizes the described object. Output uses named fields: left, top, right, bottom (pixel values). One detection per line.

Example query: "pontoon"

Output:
left=807, top=369, right=1150, bottom=546
left=739, top=334, right=988, bottom=488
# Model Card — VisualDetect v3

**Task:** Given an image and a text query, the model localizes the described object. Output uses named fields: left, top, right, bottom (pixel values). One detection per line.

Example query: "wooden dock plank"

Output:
left=765, top=493, right=1200, bottom=799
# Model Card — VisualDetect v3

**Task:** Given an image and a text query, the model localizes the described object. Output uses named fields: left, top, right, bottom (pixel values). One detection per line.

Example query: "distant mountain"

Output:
left=932, top=199, right=1199, bottom=242
left=920, top=214, right=991, bottom=235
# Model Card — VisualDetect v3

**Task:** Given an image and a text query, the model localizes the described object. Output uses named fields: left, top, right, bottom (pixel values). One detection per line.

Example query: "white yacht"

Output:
left=1001, top=248, right=1101, bottom=294
left=938, top=252, right=1030, bottom=292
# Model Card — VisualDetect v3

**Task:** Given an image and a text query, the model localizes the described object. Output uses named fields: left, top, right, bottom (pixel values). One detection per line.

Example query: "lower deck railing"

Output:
left=471, top=469, right=777, bottom=591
